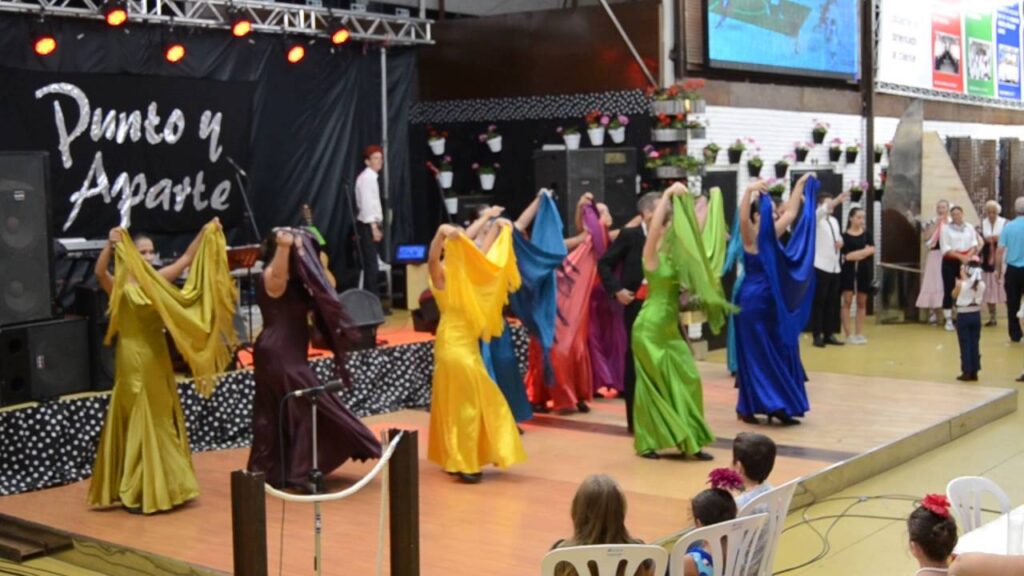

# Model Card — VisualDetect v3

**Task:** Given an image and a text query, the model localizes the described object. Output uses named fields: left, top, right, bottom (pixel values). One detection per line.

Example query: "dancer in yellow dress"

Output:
left=427, top=220, right=526, bottom=483
left=88, top=218, right=237, bottom=514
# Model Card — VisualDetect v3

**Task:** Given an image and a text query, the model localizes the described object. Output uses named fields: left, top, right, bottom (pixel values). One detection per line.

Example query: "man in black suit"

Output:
left=597, top=191, right=661, bottom=433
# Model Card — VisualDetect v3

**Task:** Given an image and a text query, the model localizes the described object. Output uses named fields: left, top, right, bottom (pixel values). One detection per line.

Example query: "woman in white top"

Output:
left=939, top=206, right=982, bottom=331
left=979, top=200, right=1006, bottom=325
left=916, top=200, right=950, bottom=325
left=952, top=261, right=985, bottom=381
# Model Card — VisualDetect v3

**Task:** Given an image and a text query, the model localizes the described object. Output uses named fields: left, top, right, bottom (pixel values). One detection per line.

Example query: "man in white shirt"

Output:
left=355, top=145, right=384, bottom=297
left=811, top=190, right=849, bottom=347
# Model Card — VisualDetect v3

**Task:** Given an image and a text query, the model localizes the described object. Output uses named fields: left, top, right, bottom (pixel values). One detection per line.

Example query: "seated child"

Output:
left=683, top=469, right=745, bottom=576
left=908, top=494, right=958, bottom=576
left=732, top=432, right=777, bottom=509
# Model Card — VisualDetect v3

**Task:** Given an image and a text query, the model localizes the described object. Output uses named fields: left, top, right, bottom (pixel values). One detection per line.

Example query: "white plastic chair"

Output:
left=946, top=476, right=1012, bottom=532
left=541, top=544, right=667, bottom=576
left=669, top=514, right=768, bottom=576
left=737, top=481, right=799, bottom=576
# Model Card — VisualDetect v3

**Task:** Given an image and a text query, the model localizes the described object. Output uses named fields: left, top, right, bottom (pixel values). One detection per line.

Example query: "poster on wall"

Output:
left=997, top=3, right=1022, bottom=100
left=0, top=67, right=252, bottom=238
left=965, top=10, right=996, bottom=96
left=876, top=0, right=933, bottom=90
left=932, top=1, right=965, bottom=92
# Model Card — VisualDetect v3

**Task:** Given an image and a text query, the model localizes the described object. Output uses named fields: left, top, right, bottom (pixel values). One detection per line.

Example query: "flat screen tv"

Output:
left=706, top=0, right=861, bottom=81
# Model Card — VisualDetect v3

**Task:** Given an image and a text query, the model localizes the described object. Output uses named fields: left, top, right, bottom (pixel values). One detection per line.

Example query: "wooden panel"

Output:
left=418, top=2, right=661, bottom=100
left=876, top=93, right=1024, bottom=125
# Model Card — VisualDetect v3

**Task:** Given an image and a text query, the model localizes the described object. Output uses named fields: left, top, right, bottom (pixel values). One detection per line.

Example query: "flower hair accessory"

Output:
left=921, top=494, right=951, bottom=518
left=708, top=468, right=744, bottom=492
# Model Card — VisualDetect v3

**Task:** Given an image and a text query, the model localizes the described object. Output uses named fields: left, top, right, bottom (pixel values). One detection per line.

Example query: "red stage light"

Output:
left=103, top=3, right=128, bottom=27
left=34, top=34, right=57, bottom=56
left=231, top=19, right=251, bottom=38
left=165, top=42, right=185, bottom=63
left=286, top=44, right=305, bottom=64
left=330, top=27, right=350, bottom=45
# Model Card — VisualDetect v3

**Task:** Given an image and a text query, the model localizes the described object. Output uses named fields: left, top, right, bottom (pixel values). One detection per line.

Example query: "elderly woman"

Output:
left=980, top=200, right=1006, bottom=326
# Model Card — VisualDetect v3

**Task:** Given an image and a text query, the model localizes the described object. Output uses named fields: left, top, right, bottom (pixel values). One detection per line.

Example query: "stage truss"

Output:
left=0, top=0, right=434, bottom=45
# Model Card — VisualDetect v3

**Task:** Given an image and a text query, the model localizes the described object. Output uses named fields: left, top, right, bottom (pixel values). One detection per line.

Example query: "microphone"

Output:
left=288, top=380, right=345, bottom=398
left=225, top=155, right=248, bottom=178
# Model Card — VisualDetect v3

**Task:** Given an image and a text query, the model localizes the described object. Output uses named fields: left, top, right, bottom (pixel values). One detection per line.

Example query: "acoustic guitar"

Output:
left=301, top=203, right=337, bottom=289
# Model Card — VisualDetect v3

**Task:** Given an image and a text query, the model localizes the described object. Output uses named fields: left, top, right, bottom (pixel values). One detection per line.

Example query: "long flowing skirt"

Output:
left=916, top=250, right=945, bottom=309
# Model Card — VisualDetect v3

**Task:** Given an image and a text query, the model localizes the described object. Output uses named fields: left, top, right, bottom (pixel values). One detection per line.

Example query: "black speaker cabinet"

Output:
left=0, top=317, right=91, bottom=406
left=0, top=152, right=54, bottom=327
left=533, top=148, right=637, bottom=231
left=72, top=284, right=116, bottom=392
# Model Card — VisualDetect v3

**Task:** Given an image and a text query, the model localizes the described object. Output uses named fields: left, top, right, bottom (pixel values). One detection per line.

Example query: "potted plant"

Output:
left=873, top=144, right=884, bottom=163
left=683, top=154, right=705, bottom=176
left=727, top=138, right=746, bottom=164
left=845, top=141, right=859, bottom=164
left=812, top=119, right=830, bottom=144
left=478, top=124, right=502, bottom=153
left=647, top=84, right=685, bottom=115
left=774, top=155, right=792, bottom=178
left=686, top=118, right=707, bottom=140
left=443, top=188, right=458, bottom=215
left=794, top=141, right=811, bottom=163
left=557, top=125, right=581, bottom=150
left=474, top=161, right=499, bottom=191
left=585, top=110, right=609, bottom=147
left=768, top=179, right=786, bottom=199
left=703, top=142, right=720, bottom=165
left=828, top=138, right=843, bottom=163
left=427, top=126, right=448, bottom=156
left=652, top=113, right=686, bottom=141
left=848, top=180, right=868, bottom=203
left=608, top=114, right=629, bottom=144
left=682, top=78, right=707, bottom=114
left=747, top=150, right=763, bottom=178
left=438, top=155, right=454, bottom=189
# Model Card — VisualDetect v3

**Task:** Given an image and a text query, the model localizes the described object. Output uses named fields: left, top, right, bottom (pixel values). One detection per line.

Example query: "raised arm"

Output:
left=775, top=173, right=811, bottom=236
left=514, top=191, right=546, bottom=232
left=94, top=228, right=119, bottom=295
left=573, top=192, right=595, bottom=233
left=642, top=183, right=685, bottom=271
left=429, top=224, right=459, bottom=289
left=480, top=218, right=510, bottom=254
left=262, top=230, right=294, bottom=299
left=564, top=230, right=588, bottom=251
left=158, top=217, right=220, bottom=282
left=466, top=205, right=504, bottom=240
left=739, top=181, right=766, bottom=248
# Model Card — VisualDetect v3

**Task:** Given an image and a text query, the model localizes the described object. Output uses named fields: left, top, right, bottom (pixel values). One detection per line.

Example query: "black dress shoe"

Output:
left=1016, top=374, right=1024, bottom=382
left=825, top=335, right=845, bottom=346
left=532, top=403, right=550, bottom=414
left=767, top=410, right=801, bottom=426
left=737, top=412, right=760, bottom=424
left=576, top=401, right=591, bottom=414
left=640, top=451, right=660, bottom=460
left=458, top=472, right=483, bottom=484
left=688, top=451, right=714, bottom=461
left=813, top=335, right=825, bottom=348
left=956, top=373, right=973, bottom=382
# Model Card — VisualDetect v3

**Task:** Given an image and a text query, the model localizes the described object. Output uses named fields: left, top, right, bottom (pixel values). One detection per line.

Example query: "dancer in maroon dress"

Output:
left=247, top=228, right=381, bottom=490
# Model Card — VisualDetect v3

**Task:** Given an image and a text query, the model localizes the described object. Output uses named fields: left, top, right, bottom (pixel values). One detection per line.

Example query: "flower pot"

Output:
left=587, top=127, right=606, bottom=147
left=479, top=173, right=496, bottom=191
left=845, top=150, right=858, bottom=164
left=438, top=171, right=453, bottom=189
left=795, top=149, right=809, bottom=162
left=727, top=149, right=743, bottom=164
left=850, top=189, right=864, bottom=203
left=769, top=189, right=784, bottom=200
left=687, top=98, right=706, bottom=114
left=444, top=196, right=458, bottom=215
left=428, top=138, right=445, bottom=156
left=486, top=136, right=502, bottom=153
left=652, top=100, right=685, bottom=115
left=747, top=163, right=762, bottom=178
left=563, top=133, right=581, bottom=150
left=873, top=151, right=883, bottom=163
left=652, top=128, right=686, bottom=142
left=703, top=149, right=719, bottom=165
left=828, top=148, right=842, bottom=163
left=609, top=126, right=626, bottom=144
left=655, top=166, right=687, bottom=179
left=687, top=127, right=706, bottom=140
left=774, top=164, right=788, bottom=178
left=812, top=130, right=827, bottom=144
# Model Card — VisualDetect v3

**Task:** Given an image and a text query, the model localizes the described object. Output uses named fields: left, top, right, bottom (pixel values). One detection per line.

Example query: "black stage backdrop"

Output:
left=0, top=16, right=415, bottom=285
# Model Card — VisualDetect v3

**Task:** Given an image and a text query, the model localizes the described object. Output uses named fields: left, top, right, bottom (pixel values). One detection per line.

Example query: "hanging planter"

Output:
left=747, top=160, right=763, bottom=178
left=655, top=166, right=687, bottom=179
left=438, top=171, right=454, bottom=189
left=428, top=138, right=446, bottom=156
left=652, top=128, right=686, bottom=142
left=479, top=173, right=496, bottom=190
left=609, top=126, right=626, bottom=144
left=652, top=99, right=686, bottom=115
left=774, top=162, right=789, bottom=178
left=687, top=127, right=706, bottom=140
left=587, top=126, right=606, bottom=147
left=473, top=162, right=500, bottom=191
left=768, top=184, right=786, bottom=200
left=795, top=147, right=810, bottom=163
left=727, top=148, right=743, bottom=164
left=850, top=188, right=864, bottom=203
left=486, top=136, right=503, bottom=153
left=828, top=148, right=842, bottom=162
left=873, top=149, right=883, bottom=163
left=703, top=144, right=720, bottom=165
left=563, top=132, right=581, bottom=150
left=812, top=120, right=829, bottom=144
left=845, top=149, right=859, bottom=163
left=686, top=98, right=706, bottom=114
left=444, top=196, right=458, bottom=215
left=479, top=125, right=502, bottom=153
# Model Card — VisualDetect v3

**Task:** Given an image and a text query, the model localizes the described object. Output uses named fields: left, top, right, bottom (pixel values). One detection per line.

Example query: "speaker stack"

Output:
left=0, top=152, right=92, bottom=407
left=532, top=148, right=638, bottom=231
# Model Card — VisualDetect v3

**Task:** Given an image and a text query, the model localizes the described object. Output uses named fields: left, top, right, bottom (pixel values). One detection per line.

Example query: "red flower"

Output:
left=666, top=85, right=680, bottom=97
left=675, top=113, right=685, bottom=122
left=921, top=494, right=951, bottom=518
left=681, top=78, right=706, bottom=93
left=708, top=468, right=744, bottom=492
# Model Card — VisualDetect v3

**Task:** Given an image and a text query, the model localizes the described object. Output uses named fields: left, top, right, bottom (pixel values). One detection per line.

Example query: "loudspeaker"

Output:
left=72, top=284, right=116, bottom=391
left=0, top=317, right=91, bottom=406
left=412, top=290, right=439, bottom=334
left=602, top=149, right=639, bottom=228
left=0, top=152, right=54, bottom=327
left=533, top=148, right=638, bottom=231
left=338, top=289, right=385, bottom=350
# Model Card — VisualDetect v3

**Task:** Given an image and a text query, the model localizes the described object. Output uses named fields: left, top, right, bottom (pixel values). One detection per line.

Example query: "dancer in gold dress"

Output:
left=88, top=219, right=237, bottom=514
left=427, top=220, right=525, bottom=483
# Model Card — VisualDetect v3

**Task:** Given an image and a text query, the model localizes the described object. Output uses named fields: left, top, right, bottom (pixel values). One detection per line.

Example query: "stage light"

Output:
left=286, top=43, right=305, bottom=64
left=102, top=0, right=128, bottom=27
left=33, top=33, right=57, bottom=56
left=330, top=25, right=350, bottom=46
left=165, top=41, right=185, bottom=63
left=229, top=7, right=251, bottom=38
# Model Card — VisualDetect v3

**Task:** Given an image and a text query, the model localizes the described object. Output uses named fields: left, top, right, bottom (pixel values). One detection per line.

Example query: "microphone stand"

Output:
left=226, top=157, right=261, bottom=348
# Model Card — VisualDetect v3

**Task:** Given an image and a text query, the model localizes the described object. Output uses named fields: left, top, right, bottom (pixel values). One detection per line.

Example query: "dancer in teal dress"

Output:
left=632, top=183, right=734, bottom=459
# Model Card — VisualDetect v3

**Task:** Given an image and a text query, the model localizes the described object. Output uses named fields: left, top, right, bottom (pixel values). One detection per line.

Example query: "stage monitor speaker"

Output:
left=339, top=288, right=385, bottom=350
left=72, top=284, right=115, bottom=392
left=533, top=149, right=605, bottom=228
left=0, top=152, right=54, bottom=327
left=601, top=149, right=639, bottom=228
left=0, top=317, right=90, bottom=406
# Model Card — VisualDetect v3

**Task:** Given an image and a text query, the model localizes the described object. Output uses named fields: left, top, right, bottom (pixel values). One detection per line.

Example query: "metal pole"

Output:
left=380, top=45, right=391, bottom=275
left=310, top=397, right=323, bottom=576
left=599, top=0, right=658, bottom=89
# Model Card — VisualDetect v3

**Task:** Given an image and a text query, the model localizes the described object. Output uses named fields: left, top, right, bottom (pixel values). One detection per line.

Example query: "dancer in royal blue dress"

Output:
left=734, top=174, right=818, bottom=425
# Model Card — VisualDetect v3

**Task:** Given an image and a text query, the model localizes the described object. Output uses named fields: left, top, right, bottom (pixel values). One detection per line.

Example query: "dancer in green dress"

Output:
left=632, top=183, right=734, bottom=459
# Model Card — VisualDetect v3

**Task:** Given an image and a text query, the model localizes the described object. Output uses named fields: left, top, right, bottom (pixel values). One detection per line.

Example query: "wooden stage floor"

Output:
left=0, top=363, right=1015, bottom=575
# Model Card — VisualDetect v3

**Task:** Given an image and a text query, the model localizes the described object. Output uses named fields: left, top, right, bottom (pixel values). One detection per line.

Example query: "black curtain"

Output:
left=0, top=15, right=415, bottom=285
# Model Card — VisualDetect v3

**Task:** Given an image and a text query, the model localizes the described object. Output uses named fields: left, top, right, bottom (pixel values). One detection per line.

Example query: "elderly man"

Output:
left=997, top=196, right=1024, bottom=343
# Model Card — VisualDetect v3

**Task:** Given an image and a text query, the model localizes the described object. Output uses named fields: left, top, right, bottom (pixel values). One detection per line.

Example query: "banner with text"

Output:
left=0, top=67, right=252, bottom=238
left=997, top=3, right=1022, bottom=100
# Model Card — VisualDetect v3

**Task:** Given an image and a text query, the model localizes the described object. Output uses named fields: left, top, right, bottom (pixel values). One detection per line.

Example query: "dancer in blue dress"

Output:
left=723, top=210, right=745, bottom=375
left=735, top=174, right=818, bottom=425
